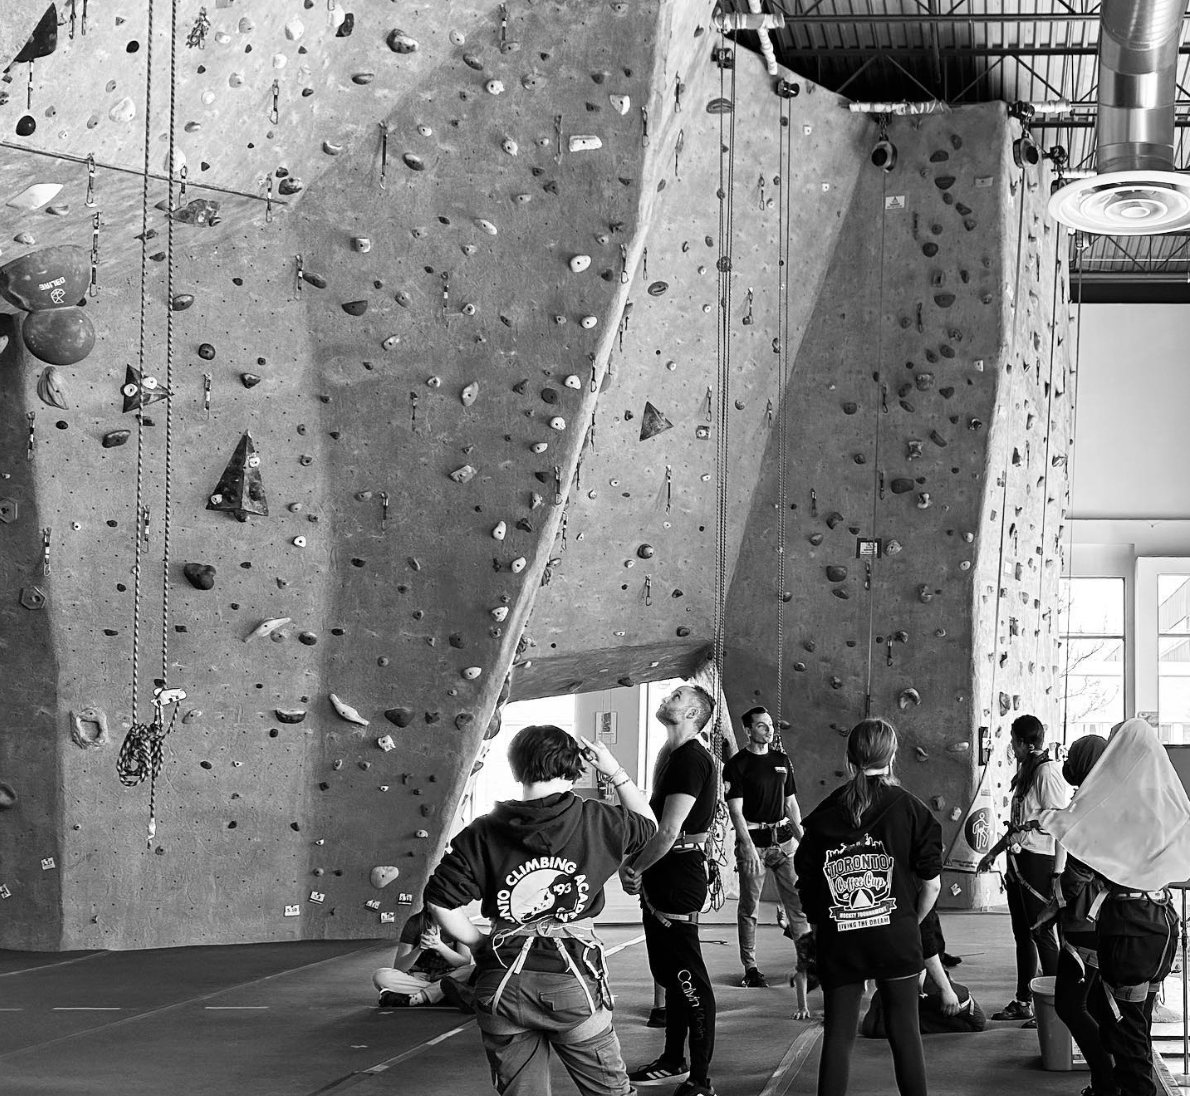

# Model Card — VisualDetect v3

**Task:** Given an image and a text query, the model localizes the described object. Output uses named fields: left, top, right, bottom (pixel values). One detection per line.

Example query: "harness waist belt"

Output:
left=746, top=820, right=791, bottom=830
left=1111, top=889, right=1171, bottom=902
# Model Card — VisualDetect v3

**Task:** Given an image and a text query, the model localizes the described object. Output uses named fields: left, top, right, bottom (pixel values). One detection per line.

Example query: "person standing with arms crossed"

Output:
left=723, top=705, right=809, bottom=988
left=621, top=684, right=720, bottom=1096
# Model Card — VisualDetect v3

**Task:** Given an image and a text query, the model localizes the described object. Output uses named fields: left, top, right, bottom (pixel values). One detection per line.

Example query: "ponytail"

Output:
left=839, top=718, right=899, bottom=827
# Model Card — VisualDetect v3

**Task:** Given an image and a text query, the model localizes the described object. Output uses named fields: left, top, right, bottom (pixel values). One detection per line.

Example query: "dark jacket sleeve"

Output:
left=422, top=824, right=485, bottom=911
left=794, top=826, right=828, bottom=924
left=910, top=797, right=944, bottom=881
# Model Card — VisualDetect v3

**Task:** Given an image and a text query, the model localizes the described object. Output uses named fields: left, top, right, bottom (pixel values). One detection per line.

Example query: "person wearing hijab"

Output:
left=794, top=718, right=943, bottom=1096
left=976, top=714, right=1070, bottom=1024
left=1041, top=718, right=1189, bottom=1096
left=1049, top=735, right=1114, bottom=1096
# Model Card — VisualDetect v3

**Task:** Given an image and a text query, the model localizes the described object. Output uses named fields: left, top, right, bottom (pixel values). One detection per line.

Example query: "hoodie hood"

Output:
left=489, top=791, right=586, bottom=857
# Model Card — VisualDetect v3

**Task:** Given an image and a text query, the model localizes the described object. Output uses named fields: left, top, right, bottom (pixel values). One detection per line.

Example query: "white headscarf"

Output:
left=1039, top=718, right=1190, bottom=891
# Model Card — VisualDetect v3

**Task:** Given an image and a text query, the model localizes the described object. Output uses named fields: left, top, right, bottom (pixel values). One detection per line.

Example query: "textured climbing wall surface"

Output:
left=516, top=37, right=870, bottom=699
left=0, top=0, right=668, bottom=950
left=722, top=103, right=1073, bottom=909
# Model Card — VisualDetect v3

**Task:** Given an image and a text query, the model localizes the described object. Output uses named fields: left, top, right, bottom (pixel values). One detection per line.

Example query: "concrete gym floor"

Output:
left=0, top=909, right=1184, bottom=1096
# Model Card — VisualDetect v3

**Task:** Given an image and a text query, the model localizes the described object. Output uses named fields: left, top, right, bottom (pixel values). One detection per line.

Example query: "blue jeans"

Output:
left=736, top=837, right=809, bottom=970
left=474, top=968, right=634, bottom=1096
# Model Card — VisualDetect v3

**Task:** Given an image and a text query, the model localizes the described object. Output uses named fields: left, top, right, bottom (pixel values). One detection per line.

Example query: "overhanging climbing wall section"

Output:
left=518, top=39, right=871, bottom=699
left=0, top=0, right=670, bottom=950
left=723, top=102, right=1074, bottom=911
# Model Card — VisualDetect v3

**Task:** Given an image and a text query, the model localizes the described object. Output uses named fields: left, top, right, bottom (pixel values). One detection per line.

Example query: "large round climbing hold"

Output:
left=183, top=562, right=216, bottom=590
left=637, top=544, right=655, bottom=559
left=21, top=307, right=95, bottom=365
left=0, top=245, right=89, bottom=310
left=197, top=343, right=216, bottom=360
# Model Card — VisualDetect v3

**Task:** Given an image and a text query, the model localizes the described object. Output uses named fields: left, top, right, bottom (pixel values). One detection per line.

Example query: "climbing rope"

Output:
left=118, top=0, right=185, bottom=843
left=1059, top=240, right=1086, bottom=743
left=863, top=121, right=892, bottom=717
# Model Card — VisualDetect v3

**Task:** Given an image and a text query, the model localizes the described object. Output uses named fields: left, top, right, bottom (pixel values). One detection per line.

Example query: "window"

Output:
left=1158, top=575, right=1190, bottom=744
left=1057, top=577, right=1126, bottom=744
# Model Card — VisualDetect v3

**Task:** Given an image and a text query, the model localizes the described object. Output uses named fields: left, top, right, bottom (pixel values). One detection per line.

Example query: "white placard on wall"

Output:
left=595, top=711, right=618, bottom=745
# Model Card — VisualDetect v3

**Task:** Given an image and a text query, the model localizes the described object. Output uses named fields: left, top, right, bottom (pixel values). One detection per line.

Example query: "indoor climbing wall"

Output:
left=0, top=0, right=671, bottom=950
left=513, top=10, right=870, bottom=700
left=722, top=103, right=1074, bottom=909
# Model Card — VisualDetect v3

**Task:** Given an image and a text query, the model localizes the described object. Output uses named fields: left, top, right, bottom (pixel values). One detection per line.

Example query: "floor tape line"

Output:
left=0, top=941, right=383, bottom=1063
left=756, top=1022, right=823, bottom=1096
left=0, top=950, right=108, bottom=979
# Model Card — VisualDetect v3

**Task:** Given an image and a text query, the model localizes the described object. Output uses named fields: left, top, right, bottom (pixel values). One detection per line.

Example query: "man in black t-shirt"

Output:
left=723, top=705, right=808, bottom=988
left=621, top=684, right=719, bottom=1096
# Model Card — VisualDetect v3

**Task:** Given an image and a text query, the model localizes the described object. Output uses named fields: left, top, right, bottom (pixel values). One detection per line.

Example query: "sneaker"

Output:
left=674, top=1082, right=717, bottom=1096
left=645, top=1006, right=667, bottom=1028
left=941, top=952, right=962, bottom=968
left=741, top=967, right=768, bottom=988
left=992, top=999, right=1033, bottom=1021
left=627, top=1058, right=689, bottom=1086
left=378, top=990, right=414, bottom=1008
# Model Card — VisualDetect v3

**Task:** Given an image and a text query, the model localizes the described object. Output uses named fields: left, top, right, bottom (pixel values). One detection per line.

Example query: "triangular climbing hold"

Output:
left=14, top=4, right=59, bottom=63
left=121, top=364, right=172, bottom=413
left=207, top=432, right=268, bottom=522
left=639, top=401, right=673, bottom=441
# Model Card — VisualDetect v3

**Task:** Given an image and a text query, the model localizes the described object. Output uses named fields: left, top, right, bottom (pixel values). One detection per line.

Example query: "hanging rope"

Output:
left=117, top=0, right=185, bottom=844
left=1059, top=239, right=1086, bottom=743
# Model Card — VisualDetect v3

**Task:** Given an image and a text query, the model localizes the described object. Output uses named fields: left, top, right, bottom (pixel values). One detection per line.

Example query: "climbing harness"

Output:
left=117, top=0, right=186, bottom=845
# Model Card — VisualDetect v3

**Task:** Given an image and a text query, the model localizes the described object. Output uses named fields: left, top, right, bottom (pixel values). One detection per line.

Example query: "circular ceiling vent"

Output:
left=1048, top=170, right=1190, bottom=235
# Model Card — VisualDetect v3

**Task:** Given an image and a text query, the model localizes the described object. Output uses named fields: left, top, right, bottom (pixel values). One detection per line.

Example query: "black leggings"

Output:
left=642, top=907, right=716, bottom=1086
left=1053, top=948, right=1114, bottom=1093
left=1005, top=850, right=1059, bottom=1001
left=819, top=976, right=927, bottom=1096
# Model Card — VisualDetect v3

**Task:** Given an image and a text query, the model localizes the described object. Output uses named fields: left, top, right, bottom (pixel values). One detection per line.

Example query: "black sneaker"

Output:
left=742, top=967, right=769, bottom=988
left=645, top=1006, right=667, bottom=1028
left=674, top=1082, right=717, bottom=1096
left=992, top=999, right=1033, bottom=1021
left=627, top=1058, right=690, bottom=1086
left=378, top=990, right=414, bottom=1008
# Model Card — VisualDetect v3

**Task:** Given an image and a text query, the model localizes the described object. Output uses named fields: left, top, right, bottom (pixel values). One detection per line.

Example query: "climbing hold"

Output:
left=931, top=796, right=947, bottom=811
left=564, top=374, right=581, bottom=389
left=121, top=365, right=172, bottom=413
left=377, top=735, right=396, bottom=752
left=885, top=539, right=902, bottom=556
left=647, top=281, right=669, bottom=297
left=275, top=709, right=307, bottom=724
left=639, top=401, right=673, bottom=441
left=825, top=565, right=848, bottom=582
left=197, top=343, right=216, bottom=361
left=580, top=315, right=598, bottom=329
left=450, top=465, right=477, bottom=484
left=35, top=367, right=68, bottom=409
left=329, top=693, right=369, bottom=726
left=530, top=442, right=549, bottom=454
left=370, top=865, right=400, bottom=889
left=637, top=544, right=655, bottom=559
left=485, top=79, right=505, bottom=95
left=207, top=433, right=268, bottom=521
left=386, top=29, right=418, bottom=52
left=569, top=254, right=591, bottom=273
left=69, top=707, right=110, bottom=749
left=461, top=382, right=479, bottom=407
left=609, top=94, right=631, bottom=114
left=890, top=478, right=914, bottom=494
left=342, top=300, right=368, bottom=316
left=490, top=606, right=509, bottom=622
left=945, top=742, right=970, bottom=755
left=492, top=521, right=507, bottom=540
left=510, top=557, right=527, bottom=573
left=929, top=429, right=948, bottom=448
left=292, top=535, right=308, bottom=548
left=475, top=218, right=498, bottom=235
left=352, top=72, right=375, bottom=85
left=916, top=493, right=932, bottom=510
left=917, top=585, right=933, bottom=603
left=245, top=617, right=291, bottom=642
left=182, top=562, right=216, bottom=590
left=351, top=237, right=371, bottom=253
left=915, top=746, right=929, bottom=762
left=569, top=135, right=603, bottom=152
left=0, top=245, right=88, bottom=309
left=549, top=417, right=566, bottom=432
left=898, top=687, right=921, bottom=710
left=169, top=294, right=195, bottom=312
left=241, top=373, right=262, bottom=388
left=808, top=533, right=824, bottom=547
left=462, top=666, right=483, bottom=680
left=21, top=308, right=95, bottom=366
left=501, top=137, right=518, bottom=156
left=906, top=439, right=923, bottom=460
left=934, top=293, right=955, bottom=308
left=825, top=512, right=844, bottom=529
left=98, top=428, right=129, bottom=449
left=403, top=153, right=425, bottom=171
left=384, top=707, right=414, bottom=727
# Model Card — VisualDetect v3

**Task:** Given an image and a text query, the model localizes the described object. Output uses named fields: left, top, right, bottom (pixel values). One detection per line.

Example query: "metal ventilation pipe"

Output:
left=1049, top=0, right=1190, bottom=234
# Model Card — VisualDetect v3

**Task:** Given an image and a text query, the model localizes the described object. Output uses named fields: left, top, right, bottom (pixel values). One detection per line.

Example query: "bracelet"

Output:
left=610, top=770, right=631, bottom=787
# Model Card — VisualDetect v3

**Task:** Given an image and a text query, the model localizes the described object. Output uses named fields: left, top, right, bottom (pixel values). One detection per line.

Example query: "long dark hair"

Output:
left=1009, top=714, right=1049, bottom=799
left=840, top=718, right=899, bottom=827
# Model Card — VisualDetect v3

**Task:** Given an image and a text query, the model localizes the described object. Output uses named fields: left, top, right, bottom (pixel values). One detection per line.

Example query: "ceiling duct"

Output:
left=1049, top=0, right=1190, bottom=235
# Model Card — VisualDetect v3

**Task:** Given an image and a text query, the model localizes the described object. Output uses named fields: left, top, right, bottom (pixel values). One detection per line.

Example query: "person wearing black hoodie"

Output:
left=425, top=724, right=656, bottom=1096
left=794, top=717, right=943, bottom=1096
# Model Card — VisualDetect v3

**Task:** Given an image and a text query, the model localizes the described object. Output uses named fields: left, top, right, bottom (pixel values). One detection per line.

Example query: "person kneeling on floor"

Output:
left=373, top=906, right=476, bottom=1009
